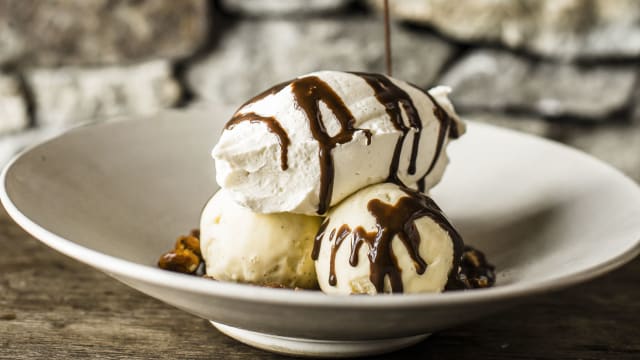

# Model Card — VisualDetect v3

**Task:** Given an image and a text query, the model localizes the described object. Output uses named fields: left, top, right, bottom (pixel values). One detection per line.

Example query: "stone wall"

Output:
left=1, top=0, right=638, bottom=180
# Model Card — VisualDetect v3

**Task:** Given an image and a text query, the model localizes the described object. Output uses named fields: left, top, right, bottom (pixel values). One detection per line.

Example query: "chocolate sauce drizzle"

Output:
left=228, top=76, right=373, bottom=214
left=327, top=226, right=352, bottom=286
left=225, top=112, right=291, bottom=171
left=422, top=90, right=461, bottom=179
left=401, top=84, right=460, bottom=194
left=238, top=80, right=289, bottom=108
left=311, top=220, right=329, bottom=260
left=352, top=73, right=423, bottom=185
left=312, top=187, right=472, bottom=293
left=290, top=76, right=372, bottom=214
left=354, top=73, right=463, bottom=192
left=228, top=72, right=460, bottom=214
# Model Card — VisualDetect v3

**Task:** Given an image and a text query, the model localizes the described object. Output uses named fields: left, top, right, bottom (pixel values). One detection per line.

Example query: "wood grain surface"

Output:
left=1, top=206, right=638, bottom=360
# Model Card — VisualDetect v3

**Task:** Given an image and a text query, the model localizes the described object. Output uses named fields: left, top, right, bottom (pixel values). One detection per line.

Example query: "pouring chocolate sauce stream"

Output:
left=384, top=0, right=392, bottom=76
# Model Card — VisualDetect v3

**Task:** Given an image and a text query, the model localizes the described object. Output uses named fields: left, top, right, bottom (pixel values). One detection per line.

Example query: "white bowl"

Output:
left=2, top=110, right=640, bottom=358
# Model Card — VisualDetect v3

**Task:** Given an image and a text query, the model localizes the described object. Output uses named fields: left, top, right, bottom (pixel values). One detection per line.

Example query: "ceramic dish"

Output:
left=2, top=110, right=640, bottom=358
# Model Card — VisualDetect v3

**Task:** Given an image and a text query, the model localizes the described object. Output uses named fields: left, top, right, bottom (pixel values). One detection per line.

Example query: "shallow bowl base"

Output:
left=211, top=322, right=430, bottom=358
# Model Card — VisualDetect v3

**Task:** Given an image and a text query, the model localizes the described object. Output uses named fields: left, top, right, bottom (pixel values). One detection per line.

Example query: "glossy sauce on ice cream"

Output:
left=311, top=187, right=495, bottom=292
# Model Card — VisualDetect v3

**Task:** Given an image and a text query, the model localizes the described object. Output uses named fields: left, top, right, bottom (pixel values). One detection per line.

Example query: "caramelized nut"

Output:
left=456, top=246, right=496, bottom=290
left=175, top=234, right=201, bottom=257
left=462, top=249, right=482, bottom=268
left=157, top=230, right=204, bottom=275
left=158, top=250, right=200, bottom=273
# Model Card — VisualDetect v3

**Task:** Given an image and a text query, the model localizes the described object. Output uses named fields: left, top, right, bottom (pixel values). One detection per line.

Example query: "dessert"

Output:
left=313, top=183, right=461, bottom=295
left=213, top=71, right=465, bottom=215
left=158, top=0, right=494, bottom=297
left=199, top=189, right=319, bottom=289
left=159, top=70, right=494, bottom=294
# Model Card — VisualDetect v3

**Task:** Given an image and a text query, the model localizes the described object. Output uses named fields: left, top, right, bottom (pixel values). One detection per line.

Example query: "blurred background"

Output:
left=0, top=0, right=638, bottom=181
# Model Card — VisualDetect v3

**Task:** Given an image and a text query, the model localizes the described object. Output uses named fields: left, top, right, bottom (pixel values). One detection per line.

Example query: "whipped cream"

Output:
left=213, top=71, right=465, bottom=215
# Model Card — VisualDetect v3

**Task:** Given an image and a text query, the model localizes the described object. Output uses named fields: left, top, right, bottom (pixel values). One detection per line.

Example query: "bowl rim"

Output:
left=2, top=119, right=639, bottom=309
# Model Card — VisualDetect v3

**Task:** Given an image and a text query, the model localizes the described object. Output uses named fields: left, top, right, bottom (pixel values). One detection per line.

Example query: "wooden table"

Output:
left=1, top=206, right=638, bottom=360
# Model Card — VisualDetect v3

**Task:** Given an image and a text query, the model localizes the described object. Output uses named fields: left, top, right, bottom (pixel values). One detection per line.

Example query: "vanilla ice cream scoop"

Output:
left=312, top=183, right=465, bottom=295
left=200, top=189, right=320, bottom=289
left=213, top=71, right=465, bottom=215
